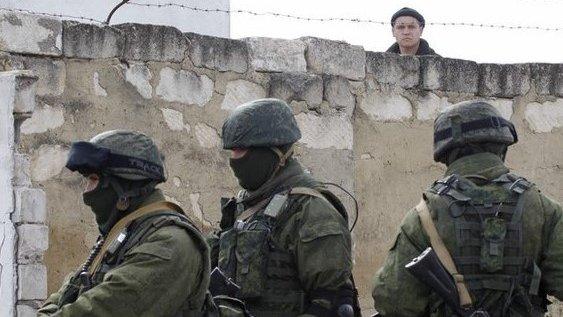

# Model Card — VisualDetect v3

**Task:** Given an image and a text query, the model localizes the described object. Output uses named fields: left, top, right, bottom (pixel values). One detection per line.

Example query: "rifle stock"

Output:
left=209, top=267, right=241, bottom=298
left=405, top=247, right=489, bottom=317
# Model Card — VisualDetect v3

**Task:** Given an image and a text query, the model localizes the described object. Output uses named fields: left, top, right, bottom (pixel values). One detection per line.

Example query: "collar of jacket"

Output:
left=240, top=158, right=318, bottom=206
left=102, top=188, right=164, bottom=236
left=445, top=152, right=510, bottom=180
left=386, top=38, right=435, bottom=55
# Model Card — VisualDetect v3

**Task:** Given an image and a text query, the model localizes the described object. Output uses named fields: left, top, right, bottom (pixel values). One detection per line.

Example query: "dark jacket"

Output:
left=386, top=38, right=439, bottom=56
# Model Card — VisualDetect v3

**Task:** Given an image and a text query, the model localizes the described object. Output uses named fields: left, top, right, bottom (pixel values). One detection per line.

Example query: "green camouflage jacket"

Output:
left=38, top=190, right=209, bottom=317
left=372, top=153, right=563, bottom=316
left=210, top=159, right=354, bottom=317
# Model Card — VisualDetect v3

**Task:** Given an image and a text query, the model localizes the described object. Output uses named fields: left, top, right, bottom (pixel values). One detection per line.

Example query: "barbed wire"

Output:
left=0, top=7, right=105, bottom=24
left=1, top=4, right=561, bottom=32
left=127, top=1, right=562, bottom=31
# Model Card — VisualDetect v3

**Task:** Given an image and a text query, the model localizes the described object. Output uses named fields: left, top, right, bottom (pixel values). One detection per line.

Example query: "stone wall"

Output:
left=1, top=10, right=562, bottom=315
left=0, top=70, right=49, bottom=317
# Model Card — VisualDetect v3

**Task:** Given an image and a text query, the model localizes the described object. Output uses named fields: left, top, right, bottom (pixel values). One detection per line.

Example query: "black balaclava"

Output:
left=229, top=147, right=280, bottom=191
left=82, top=174, right=119, bottom=234
left=443, top=142, right=508, bottom=166
left=83, top=174, right=154, bottom=234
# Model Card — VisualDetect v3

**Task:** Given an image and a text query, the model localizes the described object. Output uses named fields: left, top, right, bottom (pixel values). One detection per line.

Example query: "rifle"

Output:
left=209, top=267, right=241, bottom=298
left=405, top=247, right=490, bottom=317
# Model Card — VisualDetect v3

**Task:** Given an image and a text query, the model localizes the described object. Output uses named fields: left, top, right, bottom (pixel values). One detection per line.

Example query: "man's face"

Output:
left=392, top=16, right=423, bottom=49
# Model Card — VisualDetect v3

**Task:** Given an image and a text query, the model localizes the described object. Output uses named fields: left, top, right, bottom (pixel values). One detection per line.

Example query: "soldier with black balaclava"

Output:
left=38, top=130, right=210, bottom=317
left=208, top=98, right=360, bottom=317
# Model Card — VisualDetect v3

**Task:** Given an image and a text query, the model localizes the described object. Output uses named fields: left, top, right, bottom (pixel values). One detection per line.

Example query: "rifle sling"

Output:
left=88, top=201, right=185, bottom=275
left=236, top=187, right=330, bottom=222
left=416, top=199, right=473, bottom=308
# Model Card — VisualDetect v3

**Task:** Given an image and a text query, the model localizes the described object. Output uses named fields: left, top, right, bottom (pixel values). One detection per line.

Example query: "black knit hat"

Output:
left=391, top=7, right=425, bottom=27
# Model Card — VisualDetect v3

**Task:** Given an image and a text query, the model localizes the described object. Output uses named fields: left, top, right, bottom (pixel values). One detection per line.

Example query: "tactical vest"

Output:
left=217, top=187, right=348, bottom=317
left=83, top=208, right=210, bottom=317
left=426, top=173, right=546, bottom=316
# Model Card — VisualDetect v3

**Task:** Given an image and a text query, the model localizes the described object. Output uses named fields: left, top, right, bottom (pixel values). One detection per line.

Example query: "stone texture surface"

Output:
left=156, top=67, right=213, bottom=106
left=115, top=23, right=189, bottom=62
left=9, top=71, right=37, bottom=114
left=17, top=264, right=47, bottom=300
left=366, top=52, right=419, bottom=88
left=244, top=37, right=306, bottom=73
left=13, top=154, right=31, bottom=186
left=63, top=21, right=124, bottom=59
left=187, top=33, right=247, bottom=73
left=415, top=92, right=451, bottom=121
left=486, top=98, right=514, bottom=120
left=31, top=145, right=68, bottom=182
left=557, top=65, right=563, bottom=97
left=221, top=79, right=266, bottom=110
left=269, top=72, right=323, bottom=106
left=0, top=11, right=62, bottom=56
left=17, top=304, right=37, bottom=317
left=301, top=37, right=365, bottom=80
left=479, top=64, right=531, bottom=97
left=160, top=108, right=189, bottom=131
left=295, top=112, right=353, bottom=150
left=524, top=99, right=563, bottom=133
left=323, top=75, right=355, bottom=116
left=421, top=57, right=479, bottom=93
left=125, top=63, right=153, bottom=99
left=92, top=72, right=107, bottom=97
left=17, top=224, right=48, bottom=264
left=194, top=123, right=221, bottom=148
left=530, top=63, right=558, bottom=95
left=359, top=86, right=413, bottom=121
left=13, top=187, right=47, bottom=224
left=16, top=57, right=65, bottom=97
left=20, top=103, right=64, bottom=134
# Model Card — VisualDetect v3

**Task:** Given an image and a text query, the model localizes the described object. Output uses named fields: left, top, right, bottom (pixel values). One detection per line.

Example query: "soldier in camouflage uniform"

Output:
left=372, top=101, right=563, bottom=316
left=38, top=130, right=210, bottom=317
left=209, top=98, right=359, bottom=317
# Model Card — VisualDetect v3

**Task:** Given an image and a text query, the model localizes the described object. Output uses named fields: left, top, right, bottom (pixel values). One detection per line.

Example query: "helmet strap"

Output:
left=270, top=145, right=294, bottom=175
left=107, top=176, right=158, bottom=211
left=270, top=144, right=294, bottom=167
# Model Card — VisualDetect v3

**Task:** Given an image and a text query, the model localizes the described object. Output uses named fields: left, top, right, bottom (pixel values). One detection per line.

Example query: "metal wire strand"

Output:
left=126, top=2, right=562, bottom=31
left=0, top=7, right=106, bottom=24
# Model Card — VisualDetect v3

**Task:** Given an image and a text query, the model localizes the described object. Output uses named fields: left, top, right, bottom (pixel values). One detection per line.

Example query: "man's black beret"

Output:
left=391, top=7, right=425, bottom=27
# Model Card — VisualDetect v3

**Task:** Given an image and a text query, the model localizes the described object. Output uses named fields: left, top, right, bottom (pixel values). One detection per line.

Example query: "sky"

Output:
left=230, top=0, right=563, bottom=64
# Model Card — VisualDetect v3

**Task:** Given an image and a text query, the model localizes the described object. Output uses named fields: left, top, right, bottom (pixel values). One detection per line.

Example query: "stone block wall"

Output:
left=1, top=10, right=561, bottom=315
left=0, top=70, right=48, bottom=317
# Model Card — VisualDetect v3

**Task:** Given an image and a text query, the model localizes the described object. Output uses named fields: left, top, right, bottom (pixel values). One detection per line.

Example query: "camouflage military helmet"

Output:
left=222, top=98, right=302, bottom=149
left=66, top=130, right=166, bottom=182
left=433, top=101, right=518, bottom=161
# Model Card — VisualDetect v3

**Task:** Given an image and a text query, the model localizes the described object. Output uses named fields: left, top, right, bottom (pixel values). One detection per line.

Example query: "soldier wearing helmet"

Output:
left=208, top=99, right=360, bottom=316
left=38, top=130, right=210, bottom=317
left=372, top=101, right=563, bottom=316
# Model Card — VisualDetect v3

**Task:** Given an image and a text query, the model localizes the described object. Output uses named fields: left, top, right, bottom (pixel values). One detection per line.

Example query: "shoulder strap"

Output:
left=416, top=199, right=473, bottom=308
left=289, top=187, right=331, bottom=204
left=88, top=201, right=184, bottom=275
left=236, top=198, right=271, bottom=222
left=291, top=186, right=350, bottom=223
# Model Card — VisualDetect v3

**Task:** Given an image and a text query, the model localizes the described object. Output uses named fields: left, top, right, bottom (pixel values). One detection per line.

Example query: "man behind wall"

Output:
left=386, top=7, right=439, bottom=56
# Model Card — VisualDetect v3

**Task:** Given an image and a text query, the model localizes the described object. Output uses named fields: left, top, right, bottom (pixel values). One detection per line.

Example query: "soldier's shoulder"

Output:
left=132, top=216, right=205, bottom=259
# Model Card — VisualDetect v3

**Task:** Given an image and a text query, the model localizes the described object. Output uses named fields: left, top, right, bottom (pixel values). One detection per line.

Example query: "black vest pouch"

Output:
left=235, top=227, right=269, bottom=299
left=218, top=229, right=238, bottom=279
left=481, top=217, right=507, bottom=273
